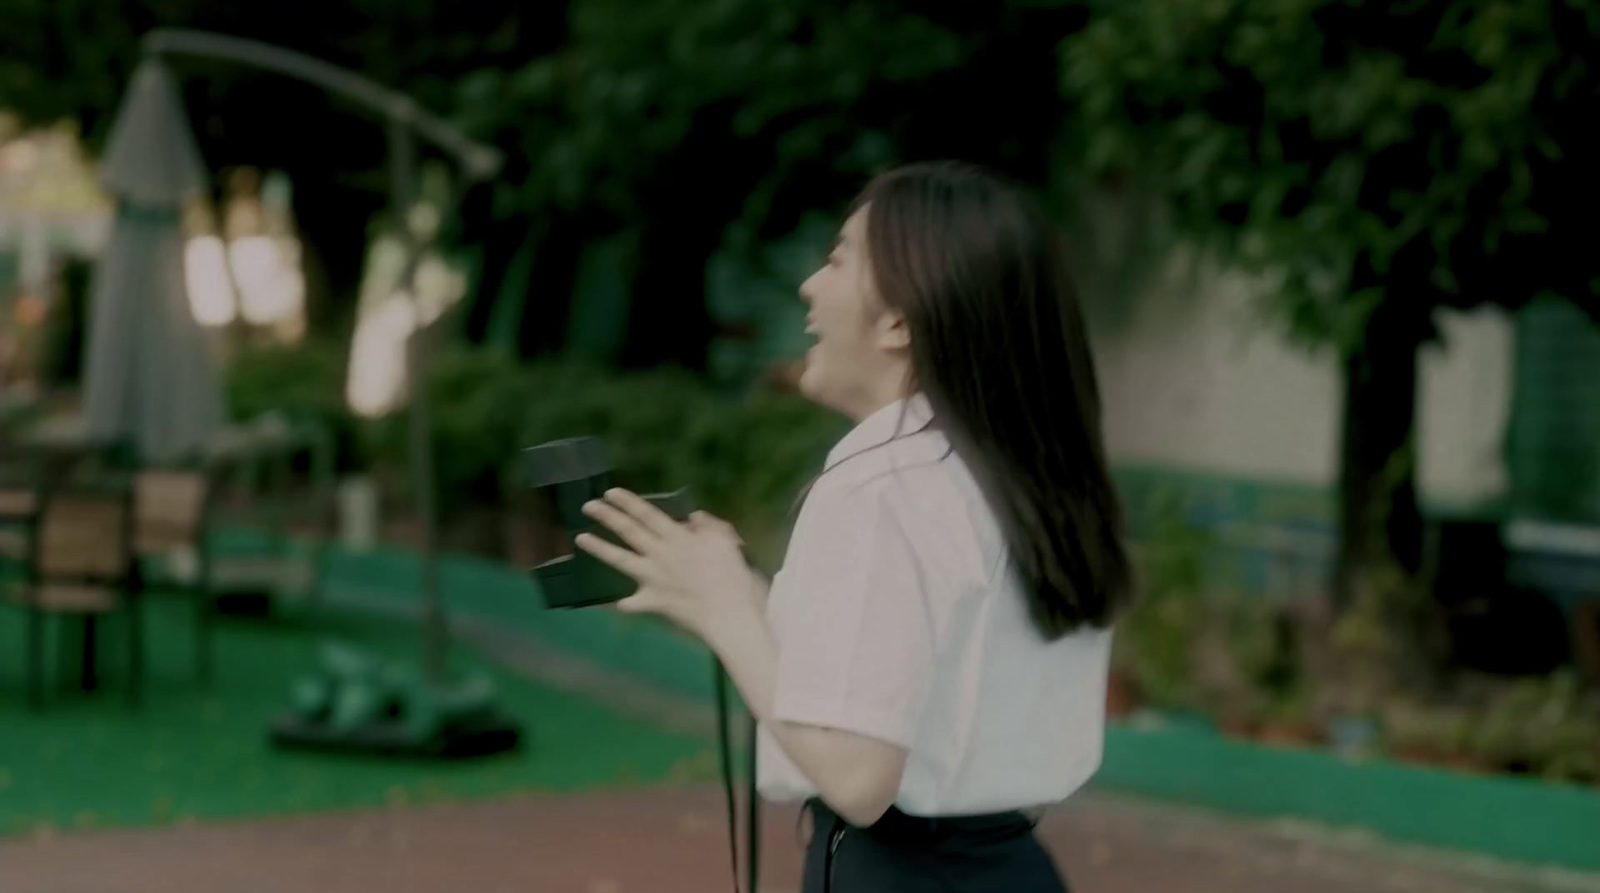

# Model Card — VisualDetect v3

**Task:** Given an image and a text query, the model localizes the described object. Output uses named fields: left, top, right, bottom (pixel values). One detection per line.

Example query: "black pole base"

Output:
left=268, top=711, right=523, bottom=760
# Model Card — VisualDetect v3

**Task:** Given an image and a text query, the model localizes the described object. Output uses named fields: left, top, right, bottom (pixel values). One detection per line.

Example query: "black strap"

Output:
left=715, top=659, right=739, bottom=891
left=714, top=657, right=760, bottom=893
left=746, top=703, right=760, bottom=893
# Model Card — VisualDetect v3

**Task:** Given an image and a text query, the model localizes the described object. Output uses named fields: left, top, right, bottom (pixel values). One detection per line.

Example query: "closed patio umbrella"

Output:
left=80, top=58, right=223, bottom=464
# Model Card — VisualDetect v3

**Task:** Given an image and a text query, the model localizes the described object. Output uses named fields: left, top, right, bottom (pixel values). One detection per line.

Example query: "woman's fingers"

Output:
left=573, top=531, right=653, bottom=582
left=602, top=488, right=682, bottom=538
left=689, top=511, right=744, bottom=545
left=616, top=591, right=666, bottom=615
left=582, top=498, right=658, bottom=553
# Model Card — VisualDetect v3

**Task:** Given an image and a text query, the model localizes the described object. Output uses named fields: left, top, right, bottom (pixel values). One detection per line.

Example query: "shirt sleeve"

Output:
left=768, top=483, right=936, bottom=749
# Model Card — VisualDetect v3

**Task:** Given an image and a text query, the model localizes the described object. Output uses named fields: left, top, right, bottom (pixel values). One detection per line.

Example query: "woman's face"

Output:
left=797, top=205, right=911, bottom=421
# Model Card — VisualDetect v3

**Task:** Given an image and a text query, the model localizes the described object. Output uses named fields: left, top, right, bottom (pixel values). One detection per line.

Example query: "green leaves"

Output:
left=457, top=0, right=1023, bottom=236
left=1059, top=0, right=1600, bottom=346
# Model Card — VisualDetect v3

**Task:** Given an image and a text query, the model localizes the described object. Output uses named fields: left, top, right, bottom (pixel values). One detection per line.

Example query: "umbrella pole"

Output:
left=388, top=113, right=446, bottom=685
left=408, top=321, right=445, bottom=683
left=139, top=31, right=519, bottom=756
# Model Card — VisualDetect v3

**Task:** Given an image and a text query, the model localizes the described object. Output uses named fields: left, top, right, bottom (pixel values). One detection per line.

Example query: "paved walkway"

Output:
left=5, top=783, right=1596, bottom=893
left=7, top=588, right=1598, bottom=893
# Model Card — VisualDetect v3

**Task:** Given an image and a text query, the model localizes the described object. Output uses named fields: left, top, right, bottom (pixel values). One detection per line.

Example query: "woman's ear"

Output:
left=876, top=307, right=911, bottom=352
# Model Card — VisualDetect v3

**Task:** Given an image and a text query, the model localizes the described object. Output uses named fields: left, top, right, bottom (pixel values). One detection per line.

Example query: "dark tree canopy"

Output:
left=1061, top=0, right=1600, bottom=349
left=1061, top=0, right=1600, bottom=599
left=0, top=0, right=562, bottom=333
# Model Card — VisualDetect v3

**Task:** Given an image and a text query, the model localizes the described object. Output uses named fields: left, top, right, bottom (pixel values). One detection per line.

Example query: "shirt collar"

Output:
left=824, top=392, right=936, bottom=470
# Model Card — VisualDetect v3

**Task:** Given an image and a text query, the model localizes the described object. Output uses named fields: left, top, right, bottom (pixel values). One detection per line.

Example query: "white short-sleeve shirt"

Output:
left=755, top=394, right=1113, bottom=817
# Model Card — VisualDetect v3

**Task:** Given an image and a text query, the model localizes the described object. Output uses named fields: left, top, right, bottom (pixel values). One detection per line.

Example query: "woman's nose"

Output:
left=798, top=268, right=824, bottom=305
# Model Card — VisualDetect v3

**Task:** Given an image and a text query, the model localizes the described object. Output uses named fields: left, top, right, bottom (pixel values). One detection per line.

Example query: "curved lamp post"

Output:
left=142, top=29, right=503, bottom=683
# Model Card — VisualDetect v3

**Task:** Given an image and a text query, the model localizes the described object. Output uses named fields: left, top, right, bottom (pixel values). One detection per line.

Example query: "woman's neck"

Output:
left=839, top=373, right=914, bottom=423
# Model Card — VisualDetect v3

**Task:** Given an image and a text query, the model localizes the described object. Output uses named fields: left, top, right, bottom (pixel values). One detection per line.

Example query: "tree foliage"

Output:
left=2, top=1, right=1090, bottom=367
left=0, top=0, right=559, bottom=332
left=454, top=0, right=1086, bottom=367
left=456, top=2, right=964, bottom=224
left=1060, top=0, right=1600, bottom=600
left=1061, top=0, right=1600, bottom=352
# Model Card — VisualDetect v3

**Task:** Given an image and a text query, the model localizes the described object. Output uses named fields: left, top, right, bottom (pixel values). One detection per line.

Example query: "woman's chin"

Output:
left=796, top=360, right=825, bottom=404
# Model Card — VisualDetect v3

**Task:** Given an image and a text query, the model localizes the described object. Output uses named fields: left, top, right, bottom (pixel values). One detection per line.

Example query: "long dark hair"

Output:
left=852, top=161, right=1132, bottom=636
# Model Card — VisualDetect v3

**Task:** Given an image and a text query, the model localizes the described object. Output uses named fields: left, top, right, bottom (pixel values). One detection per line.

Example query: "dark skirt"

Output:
left=801, top=799, right=1069, bottom=893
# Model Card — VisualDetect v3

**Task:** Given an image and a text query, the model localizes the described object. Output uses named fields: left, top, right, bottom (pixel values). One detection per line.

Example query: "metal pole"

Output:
left=387, top=110, right=447, bottom=684
left=409, top=324, right=446, bottom=682
left=139, top=30, right=501, bottom=685
left=143, top=28, right=501, bottom=179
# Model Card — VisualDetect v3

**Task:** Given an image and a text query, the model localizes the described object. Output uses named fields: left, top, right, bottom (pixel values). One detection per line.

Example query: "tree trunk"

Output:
left=515, top=214, right=589, bottom=358
left=618, top=106, right=769, bottom=371
left=1333, top=299, right=1431, bottom=607
left=295, top=179, right=380, bottom=333
left=459, top=193, right=527, bottom=345
left=619, top=213, right=720, bottom=371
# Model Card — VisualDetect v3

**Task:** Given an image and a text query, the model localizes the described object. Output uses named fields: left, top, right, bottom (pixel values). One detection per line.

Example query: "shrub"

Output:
left=350, top=347, right=843, bottom=554
left=362, top=347, right=534, bottom=515
left=224, top=338, right=363, bottom=471
left=1113, top=496, right=1213, bottom=711
left=511, top=360, right=843, bottom=566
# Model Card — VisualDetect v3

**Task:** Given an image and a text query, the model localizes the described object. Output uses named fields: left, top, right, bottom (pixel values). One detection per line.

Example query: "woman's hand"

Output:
left=574, top=489, right=764, bottom=642
left=580, top=489, right=905, bottom=827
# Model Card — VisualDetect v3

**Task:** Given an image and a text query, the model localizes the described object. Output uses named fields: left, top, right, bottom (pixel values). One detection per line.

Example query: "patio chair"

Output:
left=9, top=480, right=140, bottom=709
left=0, top=439, right=111, bottom=562
left=0, top=446, right=42, bottom=564
left=134, top=466, right=219, bottom=682
left=203, top=414, right=334, bottom=615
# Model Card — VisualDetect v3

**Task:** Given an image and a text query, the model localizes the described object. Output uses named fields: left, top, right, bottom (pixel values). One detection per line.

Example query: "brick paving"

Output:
left=4, top=784, right=1593, bottom=893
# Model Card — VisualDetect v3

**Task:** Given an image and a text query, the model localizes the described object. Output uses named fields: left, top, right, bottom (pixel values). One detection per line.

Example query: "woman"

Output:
left=576, top=161, right=1132, bottom=892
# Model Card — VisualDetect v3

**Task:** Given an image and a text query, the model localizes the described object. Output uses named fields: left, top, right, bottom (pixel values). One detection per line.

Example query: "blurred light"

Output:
left=414, top=252, right=467, bottom=323
left=344, top=221, right=468, bottom=417
left=222, top=166, right=263, bottom=241
left=184, top=235, right=238, bottom=327
left=192, top=166, right=308, bottom=340
left=228, top=234, right=305, bottom=325
left=406, top=202, right=441, bottom=241
left=346, top=293, right=419, bottom=418
left=1, top=137, right=39, bottom=174
left=14, top=293, right=47, bottom=327
left=355, top=234, right=408, bottom=310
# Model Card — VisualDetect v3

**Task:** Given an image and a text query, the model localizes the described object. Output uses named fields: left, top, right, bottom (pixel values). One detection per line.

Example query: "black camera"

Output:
left=522, top=436, right=694, bottom=609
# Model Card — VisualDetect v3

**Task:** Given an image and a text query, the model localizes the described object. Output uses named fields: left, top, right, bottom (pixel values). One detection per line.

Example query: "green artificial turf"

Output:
left=0, top=592, right=715, bottom=836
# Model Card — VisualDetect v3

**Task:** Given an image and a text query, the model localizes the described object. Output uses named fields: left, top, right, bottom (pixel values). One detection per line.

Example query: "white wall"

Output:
left=1417, top=307, right=1514, bottom=509
left=1090, top=251, right=1513, bottom=510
